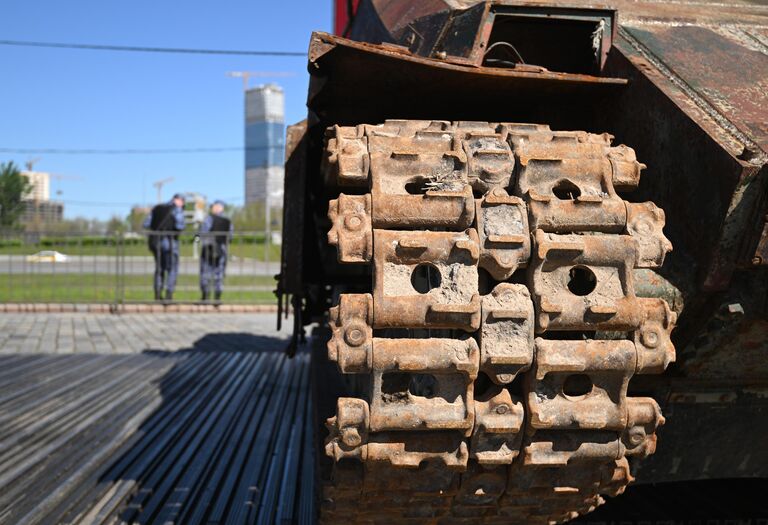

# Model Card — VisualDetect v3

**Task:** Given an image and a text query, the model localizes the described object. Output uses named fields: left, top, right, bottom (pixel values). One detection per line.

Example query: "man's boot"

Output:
left=154, top=289, right=162, bottom=301
left=165, top=290, right=173, bottom=301
left=202, top=290, right=209, bottom=302
left=214, top=291, right=222, bottom=302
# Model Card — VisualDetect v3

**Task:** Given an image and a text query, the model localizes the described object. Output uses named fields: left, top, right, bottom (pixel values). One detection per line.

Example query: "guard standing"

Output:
left=199, top=200, right=233, bottom=301
left=144, top=193, right=186, bottom=301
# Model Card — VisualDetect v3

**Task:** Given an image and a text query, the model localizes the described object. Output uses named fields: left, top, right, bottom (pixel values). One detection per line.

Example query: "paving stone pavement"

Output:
left=0, top=312, right=290, bottom=353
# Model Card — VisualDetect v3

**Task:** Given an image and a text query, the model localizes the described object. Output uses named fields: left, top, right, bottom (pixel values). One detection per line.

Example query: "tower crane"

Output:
left=225, top=71, right=294, bottom=91
left=153, top=177, right=174, bottom=203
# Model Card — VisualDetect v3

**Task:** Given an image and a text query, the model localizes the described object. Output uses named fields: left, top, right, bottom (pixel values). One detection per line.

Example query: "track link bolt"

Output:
left=641, top=330, right=660, bottom=348
left=344, top=325, right=367, bottom=347
left=341, top=427, right=362, bottom=447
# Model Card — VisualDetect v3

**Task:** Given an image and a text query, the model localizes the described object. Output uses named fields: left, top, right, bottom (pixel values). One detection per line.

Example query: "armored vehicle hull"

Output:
left=278, top=1, right=768, bottom=522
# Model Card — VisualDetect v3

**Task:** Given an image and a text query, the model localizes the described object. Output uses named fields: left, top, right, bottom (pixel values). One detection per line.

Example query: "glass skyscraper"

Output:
left=245, top=84, right=285, bottom=207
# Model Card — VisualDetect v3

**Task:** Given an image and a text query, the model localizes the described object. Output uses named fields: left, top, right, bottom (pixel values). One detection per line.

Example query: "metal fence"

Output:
left=0, top=231, right=279, bottom=305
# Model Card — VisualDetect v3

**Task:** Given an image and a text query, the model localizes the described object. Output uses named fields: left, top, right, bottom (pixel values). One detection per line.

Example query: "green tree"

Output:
left=231, top=202, right=264, bottom=231
left=127, top=206, right=150, bottom=232
left=231, top=202, right=282, bottom=232
left=106, top=215, right=128, bottom=235
left=0, top=162, right=32, bottom=228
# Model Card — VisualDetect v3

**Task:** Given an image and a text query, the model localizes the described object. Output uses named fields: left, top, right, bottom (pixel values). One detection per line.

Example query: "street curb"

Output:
left=0, top=303, right=279, bottom=314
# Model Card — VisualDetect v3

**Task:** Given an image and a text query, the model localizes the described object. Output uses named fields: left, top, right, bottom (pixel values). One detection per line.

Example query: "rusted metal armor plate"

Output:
left=479, top=283, right=533, bottom=385
left=369, top=337, right=479, bottom=432
left=328, top=194, right=373, bottom=264
left=322, top=120, right=675, bottom=524
left=510, top=126, right=640, bottom=233
left=471, top=388, right=524, bottom=465
left=527, top=339, right=635, bottom=431
left=530, top=230, right=643, bottom=332
left=372, top=229, right=481, bottom=331
left=476, top=190, right=530, bottom=280
left=621, top=23, right=768, bottom=154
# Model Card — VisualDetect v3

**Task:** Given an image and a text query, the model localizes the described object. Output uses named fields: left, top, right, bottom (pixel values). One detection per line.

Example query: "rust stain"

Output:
left=623, top=24, right=768, bottom=154
left=309, top=31, right=628, bottom=85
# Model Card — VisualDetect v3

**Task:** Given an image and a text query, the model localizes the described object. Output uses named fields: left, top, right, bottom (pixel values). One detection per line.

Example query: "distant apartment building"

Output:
left=21, top=201, right=64, bottom=225
left=22, top=171, right=51, bottom=201
left=20, top=171, right=63, bottom=227
left=244, top=84, right=285, bottom=208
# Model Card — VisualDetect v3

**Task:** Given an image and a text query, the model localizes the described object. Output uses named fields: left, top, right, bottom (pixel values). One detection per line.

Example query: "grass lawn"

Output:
left=0, top=241, right=281, bottom=261
left=0, top=273, right=277, bottom=304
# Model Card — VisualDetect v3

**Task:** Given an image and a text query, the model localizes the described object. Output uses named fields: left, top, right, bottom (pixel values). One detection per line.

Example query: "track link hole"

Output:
left=381, top=373, right=438, bottom=400
left=553, top=180, right=581, bottom=200
left=411, top=263, right=442, bottom=294
left=567, top=266, right=596, bottom=296
left=405, top=178, right=432, bottom=195
left=409, top=374, right=438, bottom=398
left=562, top=374, right=593, bottom=398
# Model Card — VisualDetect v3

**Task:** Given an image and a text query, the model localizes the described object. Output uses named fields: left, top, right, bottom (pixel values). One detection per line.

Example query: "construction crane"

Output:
left=49, top=173, right=83, bottom=197
left=25, top=158, right=42, bottom=172
left=153, top=177, right=174, bottom=203
left=225, top=71, right=295, bottom=91
left=21, top=158, right=82, bottom=199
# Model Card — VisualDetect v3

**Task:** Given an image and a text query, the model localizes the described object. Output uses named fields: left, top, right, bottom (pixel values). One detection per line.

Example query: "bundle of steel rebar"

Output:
left=0, top=347, right=313, bottom=524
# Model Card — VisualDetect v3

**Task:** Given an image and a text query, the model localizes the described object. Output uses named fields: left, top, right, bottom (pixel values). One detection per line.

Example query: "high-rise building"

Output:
left=19, top=171, right=64, bottom=228
left=21, top=201, right=64, bottom=226
left=244, top=84, right=285, bottom=208
left=21, top=171, right=50, bottom=201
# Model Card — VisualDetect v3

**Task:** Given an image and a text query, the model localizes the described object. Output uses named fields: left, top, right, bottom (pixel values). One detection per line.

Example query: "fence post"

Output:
left=114, top=232, right=123, bottom=309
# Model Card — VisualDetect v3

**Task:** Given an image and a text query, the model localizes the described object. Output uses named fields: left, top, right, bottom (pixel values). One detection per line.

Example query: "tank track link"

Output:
left=321, top=120, right=676, bottom=524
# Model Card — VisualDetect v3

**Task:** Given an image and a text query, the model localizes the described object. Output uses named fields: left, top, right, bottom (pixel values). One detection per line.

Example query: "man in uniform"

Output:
left=144, top=193, right=186, bottom=301
left=199, top=200, right=233, bottom=302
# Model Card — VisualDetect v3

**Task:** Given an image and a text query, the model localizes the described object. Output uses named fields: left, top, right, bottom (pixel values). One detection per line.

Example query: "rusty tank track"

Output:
left=321, top=120, right=676, bottom=524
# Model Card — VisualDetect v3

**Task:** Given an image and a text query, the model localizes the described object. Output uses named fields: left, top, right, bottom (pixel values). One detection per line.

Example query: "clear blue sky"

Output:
left=1, top=0, right=332, bottom=220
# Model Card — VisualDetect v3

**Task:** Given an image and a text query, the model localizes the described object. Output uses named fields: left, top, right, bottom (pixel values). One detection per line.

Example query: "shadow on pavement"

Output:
left=75, top=332, right=312, bottom=524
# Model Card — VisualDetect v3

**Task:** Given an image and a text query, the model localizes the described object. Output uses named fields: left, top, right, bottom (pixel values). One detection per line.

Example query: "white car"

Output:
left=26, top=250, right=68, bottom=263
